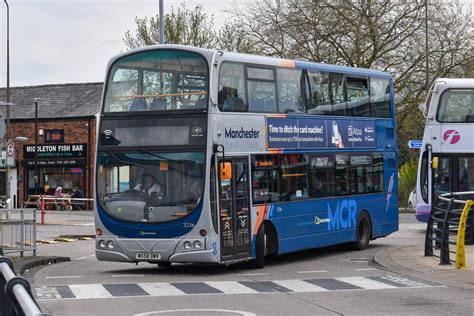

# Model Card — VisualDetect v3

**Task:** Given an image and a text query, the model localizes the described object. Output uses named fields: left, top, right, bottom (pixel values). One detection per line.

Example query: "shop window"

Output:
left=45, top=129, right=64, bottom=143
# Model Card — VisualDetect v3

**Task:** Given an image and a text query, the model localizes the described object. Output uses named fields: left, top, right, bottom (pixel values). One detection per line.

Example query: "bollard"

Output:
left=41, top=194, right=45, bottom=225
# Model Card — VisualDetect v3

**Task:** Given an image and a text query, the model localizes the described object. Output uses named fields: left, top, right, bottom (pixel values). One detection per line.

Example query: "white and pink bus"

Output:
left=416, top=78, right=474, bottom=222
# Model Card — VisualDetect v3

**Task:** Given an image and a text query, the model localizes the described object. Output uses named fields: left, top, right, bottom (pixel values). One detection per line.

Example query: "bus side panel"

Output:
left=266, top=193, right=397, bottom=255
left=371, top=151, right=399, bottom=238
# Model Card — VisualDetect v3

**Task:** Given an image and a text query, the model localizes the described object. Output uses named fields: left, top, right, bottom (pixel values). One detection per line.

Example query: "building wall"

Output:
left=10, top=117, right=97, bottom=208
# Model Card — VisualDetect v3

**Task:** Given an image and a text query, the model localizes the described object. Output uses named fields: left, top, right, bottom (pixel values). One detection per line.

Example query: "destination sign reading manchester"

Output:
left=266, top=117, right=376, bottom=149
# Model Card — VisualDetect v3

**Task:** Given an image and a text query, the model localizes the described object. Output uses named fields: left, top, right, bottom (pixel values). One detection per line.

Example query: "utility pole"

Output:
left=34, top=98, right=39, bottom=195
left=3, top=1, right=11, bottom=205
left=159, top=0, right=164, bottom=44
left=425, top=0, right=430, bottom=92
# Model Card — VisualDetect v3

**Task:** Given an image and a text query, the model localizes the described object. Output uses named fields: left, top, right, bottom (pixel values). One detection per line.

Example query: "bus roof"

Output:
left=434, top=78, right=474, bottom=88
left=107, top=44, right=392, bottom=80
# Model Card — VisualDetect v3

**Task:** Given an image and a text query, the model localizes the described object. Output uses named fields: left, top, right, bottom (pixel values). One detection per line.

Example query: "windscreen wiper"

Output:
left=107, top=149, right=146, bottom=168
left=138, top=149, right=168, bottom=160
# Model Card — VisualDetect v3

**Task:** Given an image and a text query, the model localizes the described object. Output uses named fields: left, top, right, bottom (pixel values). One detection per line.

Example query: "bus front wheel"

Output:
left=252, top=225, right=266, bottom=269
left=353, top=211, right=371, bottom=251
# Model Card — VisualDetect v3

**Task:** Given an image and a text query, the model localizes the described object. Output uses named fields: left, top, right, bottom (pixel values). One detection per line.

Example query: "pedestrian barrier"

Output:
left=424, top=191, right=473, bottom=268
left=0, top=252, right=49, bottom=316
left=0, top=209, right=37, bottom=257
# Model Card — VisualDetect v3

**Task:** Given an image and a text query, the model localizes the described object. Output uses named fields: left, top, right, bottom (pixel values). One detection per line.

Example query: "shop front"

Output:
left=23, top=143, right=88, bottom=196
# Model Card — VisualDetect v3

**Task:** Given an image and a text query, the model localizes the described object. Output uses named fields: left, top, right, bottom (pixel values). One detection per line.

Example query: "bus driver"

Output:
left=134, top=174, right=162, bottom=221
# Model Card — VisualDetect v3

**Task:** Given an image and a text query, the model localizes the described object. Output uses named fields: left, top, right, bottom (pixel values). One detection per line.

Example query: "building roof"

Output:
left=0, top=82, right=103, bottom=119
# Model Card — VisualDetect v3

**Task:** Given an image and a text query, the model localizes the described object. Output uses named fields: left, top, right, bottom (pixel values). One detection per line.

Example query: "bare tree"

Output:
left=228, top=0, right=474, bottom=164
left=124, top=3, right=217, bottom=49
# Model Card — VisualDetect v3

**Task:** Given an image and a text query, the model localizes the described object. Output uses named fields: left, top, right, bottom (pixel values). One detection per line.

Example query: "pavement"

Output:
left=4, top=210, right=474, bottom=291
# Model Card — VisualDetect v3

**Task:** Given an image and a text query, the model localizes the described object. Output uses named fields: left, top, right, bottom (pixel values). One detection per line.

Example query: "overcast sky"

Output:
left=0, top=0, right=230, bottom=87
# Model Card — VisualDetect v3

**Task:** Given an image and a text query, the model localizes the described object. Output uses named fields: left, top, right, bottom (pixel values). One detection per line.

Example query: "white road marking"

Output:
left=69, top=284, right=113, bottom=299
left=134, top=309, right=257, bottom=316
left=45, top=276, right=82, bottom=279
left=272, top=279, right=328, bottom=292
left=75, top=254, right=95, bottom=260
left=205, top=281, right=258, bottom=294
left=112, top=274, right=145, bottom=277
left=138, top=283, right=186, bottom=296
left=297, top=270, right=328, bottom=274
left=355, top=268, right=377, bottom=271
left=336, top=277, right=397, bottom=289
left=240, top=273, right=268, bottom=276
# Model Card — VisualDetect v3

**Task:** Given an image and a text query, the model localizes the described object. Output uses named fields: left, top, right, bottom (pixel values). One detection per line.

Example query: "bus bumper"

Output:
left=415, top=213, right=430, bottom=223
left=169, top=250, right=216, bottom=263
left=96, top=249, right=133, bottom=262
left=95, top=237, right=219, bottom=264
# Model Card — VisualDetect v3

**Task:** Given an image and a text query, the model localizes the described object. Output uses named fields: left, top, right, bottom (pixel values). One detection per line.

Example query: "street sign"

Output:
left=6, top=142, right=15, bottom=166
left=7, top=143, right=14, bottom=156
left=408, top=140, right=423, bottom=149
left=6, top=156, right=15, bottom=167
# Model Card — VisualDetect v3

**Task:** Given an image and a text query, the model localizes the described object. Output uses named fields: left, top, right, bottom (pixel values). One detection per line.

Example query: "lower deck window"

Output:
left=252, top=153, right=384, bottom=205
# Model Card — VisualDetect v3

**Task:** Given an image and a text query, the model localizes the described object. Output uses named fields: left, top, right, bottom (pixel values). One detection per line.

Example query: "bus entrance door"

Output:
left=218, top=157, right=252, bottom=263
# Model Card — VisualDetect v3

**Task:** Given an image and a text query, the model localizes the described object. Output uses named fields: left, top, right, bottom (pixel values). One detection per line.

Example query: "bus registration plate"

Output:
left=135, top=252, right=161, bottom=260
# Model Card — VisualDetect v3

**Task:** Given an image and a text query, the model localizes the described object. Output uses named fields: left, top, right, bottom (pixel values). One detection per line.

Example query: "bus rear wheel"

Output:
left=252, top=225, right=266, bottom=269
left=353, top=211, right=371, bottom=251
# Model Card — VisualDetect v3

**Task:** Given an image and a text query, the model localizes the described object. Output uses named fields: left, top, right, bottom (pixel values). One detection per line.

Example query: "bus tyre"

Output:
left=157, top=262, right=172, bottom=268
left=252, top=225, right=265, bottom=269
left=353, top=212, right=371, bottom=251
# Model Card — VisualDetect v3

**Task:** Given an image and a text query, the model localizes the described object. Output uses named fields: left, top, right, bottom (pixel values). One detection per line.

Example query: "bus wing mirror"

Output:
left=431, top=157, right=438, bottom=169
left=219, top=162, right=232, bottom=180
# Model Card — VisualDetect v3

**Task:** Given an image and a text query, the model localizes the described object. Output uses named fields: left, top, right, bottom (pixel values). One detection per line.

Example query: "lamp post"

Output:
left=159, top=0, right=164, bottom=44
left=3, top=0, right=10, bottom=139
left=34, top=98, right=39, bottom=195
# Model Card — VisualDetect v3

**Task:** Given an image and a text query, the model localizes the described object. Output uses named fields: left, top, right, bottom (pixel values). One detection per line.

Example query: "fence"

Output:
left=0, top=209, right=37, bottom=257
left=0, top=253, right=49, bottom=315
left=424, top=191, right=473, bottom=269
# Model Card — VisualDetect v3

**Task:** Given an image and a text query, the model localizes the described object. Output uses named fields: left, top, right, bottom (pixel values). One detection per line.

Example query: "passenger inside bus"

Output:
left=219, top=86, right=246, bottom=111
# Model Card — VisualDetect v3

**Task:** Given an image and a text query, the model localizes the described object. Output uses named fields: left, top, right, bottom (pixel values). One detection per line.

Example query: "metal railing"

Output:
left=0, top=209, right=37, bottom=257
left=425, top=191, right=473, bottom=268
left=0, top=252, right=48, bottom=315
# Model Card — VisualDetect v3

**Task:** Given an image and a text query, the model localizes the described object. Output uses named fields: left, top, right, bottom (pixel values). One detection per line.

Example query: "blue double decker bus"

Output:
left=95, top=45, right=398, bottom=268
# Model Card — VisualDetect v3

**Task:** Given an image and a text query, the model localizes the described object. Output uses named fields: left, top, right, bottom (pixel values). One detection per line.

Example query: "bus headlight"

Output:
left=98, top=240, right=106, bottom=249
left=183, top=241, right=192, bottom=250
left=107, top=241, right=115, bottom=249
left=193, top=241, right=202, bottom=249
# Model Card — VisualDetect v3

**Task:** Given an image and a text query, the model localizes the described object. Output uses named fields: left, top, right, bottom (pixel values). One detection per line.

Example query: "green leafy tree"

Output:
left=399, top=159, right=419, bottom=208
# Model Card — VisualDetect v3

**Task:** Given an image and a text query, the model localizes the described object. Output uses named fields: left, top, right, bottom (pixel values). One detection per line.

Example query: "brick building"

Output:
left=0, top=82, right=103, bottom=208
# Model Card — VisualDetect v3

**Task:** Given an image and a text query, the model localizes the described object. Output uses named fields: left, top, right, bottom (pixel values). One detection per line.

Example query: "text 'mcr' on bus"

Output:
left=416, top=78, right=474, bottom=222
left=95, top=45, right=398, bottom=268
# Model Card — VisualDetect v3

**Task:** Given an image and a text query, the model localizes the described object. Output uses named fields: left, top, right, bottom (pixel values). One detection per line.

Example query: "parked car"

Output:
left=408, top=188, right=417, bottom=211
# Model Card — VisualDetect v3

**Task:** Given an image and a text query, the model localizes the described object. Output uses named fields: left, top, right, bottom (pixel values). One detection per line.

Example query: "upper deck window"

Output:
left=437, top=89, right=474, bottom=122
left=218, top=63, right=247, bottom=112
left=104, top=49, right=208, bottom=113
